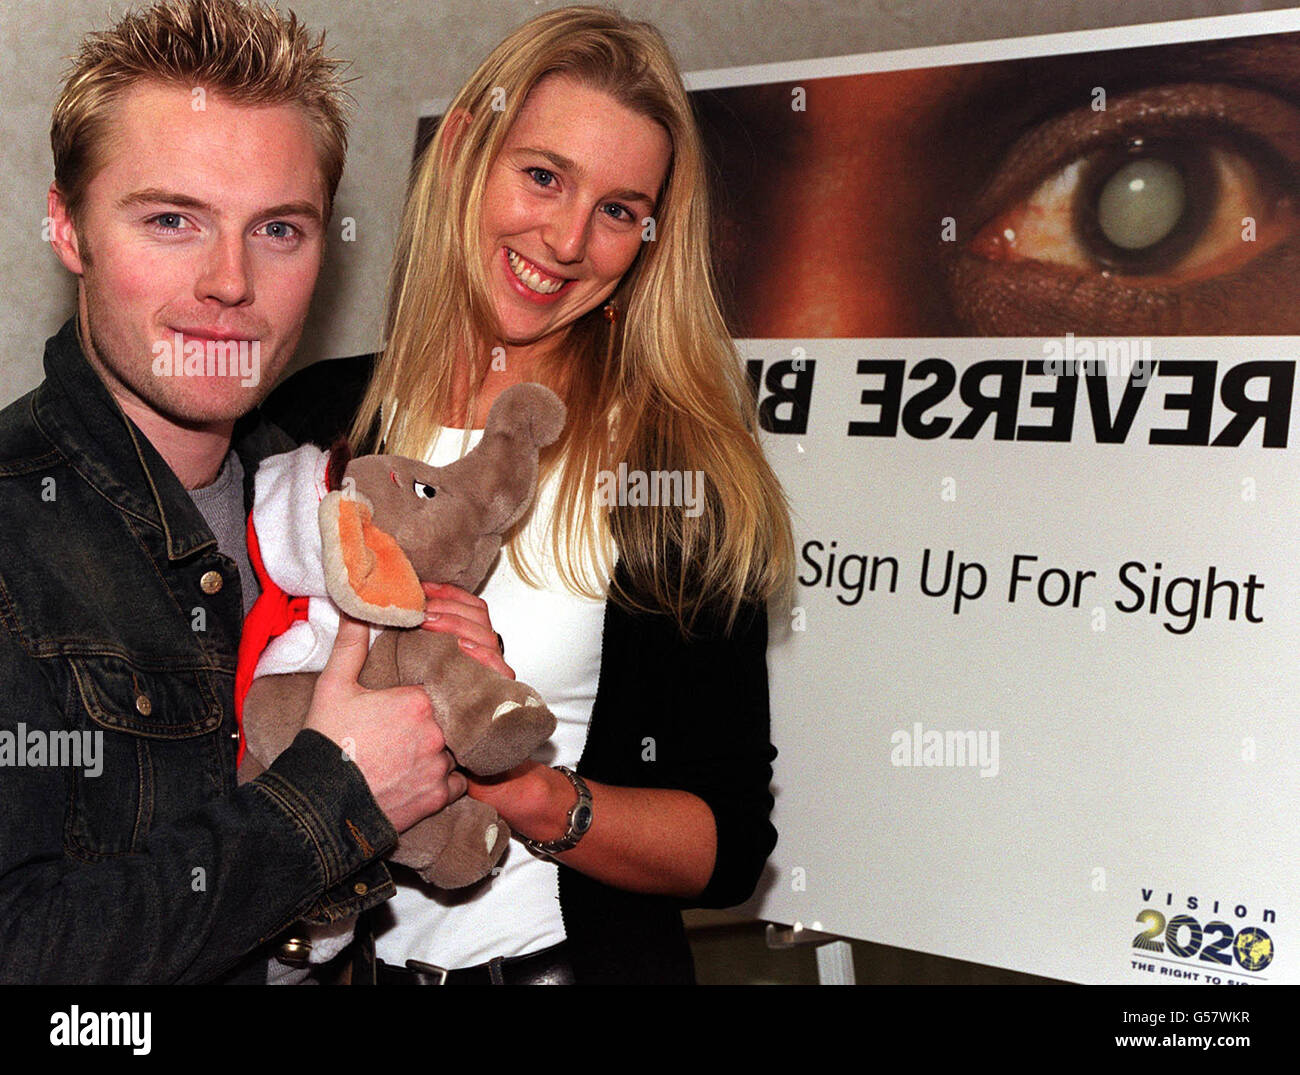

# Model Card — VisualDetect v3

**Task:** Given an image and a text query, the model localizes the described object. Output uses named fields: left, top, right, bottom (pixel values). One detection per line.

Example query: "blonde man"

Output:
left=0, top=0, right=464, bottom=982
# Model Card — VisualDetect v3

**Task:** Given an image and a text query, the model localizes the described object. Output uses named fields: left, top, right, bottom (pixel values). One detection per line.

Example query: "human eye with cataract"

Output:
left=954, top=77, right=1300, bottom=333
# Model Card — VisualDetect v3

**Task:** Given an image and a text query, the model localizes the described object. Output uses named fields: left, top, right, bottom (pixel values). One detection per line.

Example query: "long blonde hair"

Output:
left=353, top=5, right=792, bottom=634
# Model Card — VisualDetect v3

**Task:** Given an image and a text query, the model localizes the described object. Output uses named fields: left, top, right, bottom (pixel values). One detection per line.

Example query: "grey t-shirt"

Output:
left=187, top=451, right=259, bottom=616
left=190, top=452, right=312, bottom=983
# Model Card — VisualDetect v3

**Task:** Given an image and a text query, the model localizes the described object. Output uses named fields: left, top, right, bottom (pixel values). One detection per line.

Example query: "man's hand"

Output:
left=303, top=615, right=465, bottom=833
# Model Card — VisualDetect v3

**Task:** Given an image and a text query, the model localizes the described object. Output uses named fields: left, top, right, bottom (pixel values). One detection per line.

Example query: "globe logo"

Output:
left=1233, top=928, right=1273, bottom=972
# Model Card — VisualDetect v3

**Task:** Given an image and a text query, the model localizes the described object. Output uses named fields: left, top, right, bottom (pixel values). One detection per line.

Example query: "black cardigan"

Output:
left=263, top=358, right=778, bottom=983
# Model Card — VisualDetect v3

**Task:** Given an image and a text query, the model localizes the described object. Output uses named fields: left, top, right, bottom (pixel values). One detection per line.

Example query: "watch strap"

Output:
left=522, top=765, right=593, bottom=858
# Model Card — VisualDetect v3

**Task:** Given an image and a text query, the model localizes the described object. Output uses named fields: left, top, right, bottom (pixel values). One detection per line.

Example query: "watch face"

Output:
left=572, top=804, right=593, bottom=834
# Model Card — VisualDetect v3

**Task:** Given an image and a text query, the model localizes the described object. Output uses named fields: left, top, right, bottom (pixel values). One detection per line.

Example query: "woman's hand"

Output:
left=467, top=761, right=718, bottom=898
left=419, top=581, right=514, bottom=679
left=466, top=760, right=569, bottom=840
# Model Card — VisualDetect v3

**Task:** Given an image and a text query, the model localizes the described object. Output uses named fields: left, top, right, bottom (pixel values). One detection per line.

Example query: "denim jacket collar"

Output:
left=30, top=318, right=288, bottom=561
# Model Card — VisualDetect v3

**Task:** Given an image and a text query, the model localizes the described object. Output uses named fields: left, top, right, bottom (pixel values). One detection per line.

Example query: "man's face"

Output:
left=49, top=81, right=327, bottom=425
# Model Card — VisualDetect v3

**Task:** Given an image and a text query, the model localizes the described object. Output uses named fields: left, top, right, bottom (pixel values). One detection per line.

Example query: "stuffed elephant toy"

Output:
left=237, top=383, right=564, bottom=890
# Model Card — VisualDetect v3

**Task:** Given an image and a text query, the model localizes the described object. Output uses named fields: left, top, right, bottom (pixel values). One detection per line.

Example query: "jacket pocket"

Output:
left=63, top=655, right=225, bottom=858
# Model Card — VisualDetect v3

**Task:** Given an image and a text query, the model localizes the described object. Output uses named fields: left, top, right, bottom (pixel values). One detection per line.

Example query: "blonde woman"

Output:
left=267, top=5, right=793, bottom=984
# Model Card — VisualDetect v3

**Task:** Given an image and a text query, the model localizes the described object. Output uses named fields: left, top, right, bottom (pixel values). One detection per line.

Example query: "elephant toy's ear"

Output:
left=319, top=489, right=426, bottom=628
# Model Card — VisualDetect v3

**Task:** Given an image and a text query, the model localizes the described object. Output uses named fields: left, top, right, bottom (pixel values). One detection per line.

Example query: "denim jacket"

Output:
left=0, top=320, right=398, bottom=983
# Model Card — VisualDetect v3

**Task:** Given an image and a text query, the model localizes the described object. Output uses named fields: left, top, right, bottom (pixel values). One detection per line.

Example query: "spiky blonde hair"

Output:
left=52, top=0, right=351, bottom=222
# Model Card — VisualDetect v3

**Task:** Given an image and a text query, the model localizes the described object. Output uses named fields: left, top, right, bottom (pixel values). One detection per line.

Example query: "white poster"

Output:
left=690, top=12, right=1300, bottom=984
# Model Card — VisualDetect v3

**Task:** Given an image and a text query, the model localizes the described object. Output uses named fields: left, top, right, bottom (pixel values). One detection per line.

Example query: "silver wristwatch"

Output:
left=522, top=765, right=593, bottom=858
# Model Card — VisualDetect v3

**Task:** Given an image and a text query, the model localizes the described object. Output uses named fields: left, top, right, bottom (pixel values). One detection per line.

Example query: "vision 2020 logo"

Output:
left=1130, top=887, right=1275, bottom=983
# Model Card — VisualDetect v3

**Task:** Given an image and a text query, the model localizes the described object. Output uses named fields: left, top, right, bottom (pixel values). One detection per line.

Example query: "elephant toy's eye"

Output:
left=413, top=480, right=437, bottom=499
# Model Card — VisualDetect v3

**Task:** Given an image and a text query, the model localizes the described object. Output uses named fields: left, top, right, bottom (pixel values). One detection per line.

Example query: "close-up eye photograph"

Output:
left=697, top=33, right=1300, bottom=337
left=0, top=0, right=1294, bottom=1056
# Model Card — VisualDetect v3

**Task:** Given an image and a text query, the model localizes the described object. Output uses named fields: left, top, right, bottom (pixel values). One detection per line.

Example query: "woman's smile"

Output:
left=503, top=246, right=571, bottom=299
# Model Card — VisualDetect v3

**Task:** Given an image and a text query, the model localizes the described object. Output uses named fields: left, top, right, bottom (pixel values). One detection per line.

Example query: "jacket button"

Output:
left=200, top=570, right=223, bottom=595
left=353, top=882, right=368, bottom=896
left=135, top=694, right=152, bottom=716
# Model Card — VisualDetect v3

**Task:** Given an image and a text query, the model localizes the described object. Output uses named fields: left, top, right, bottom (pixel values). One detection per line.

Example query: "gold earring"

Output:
left=602, top=300, right=619, bottom=324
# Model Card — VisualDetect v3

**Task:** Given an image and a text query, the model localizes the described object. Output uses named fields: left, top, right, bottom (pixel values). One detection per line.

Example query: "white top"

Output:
left=372, top=426, right=611, bottom=969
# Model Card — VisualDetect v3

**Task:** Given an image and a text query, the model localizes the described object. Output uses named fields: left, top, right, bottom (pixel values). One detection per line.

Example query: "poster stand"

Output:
left=765, top=922, right=856, bottom=984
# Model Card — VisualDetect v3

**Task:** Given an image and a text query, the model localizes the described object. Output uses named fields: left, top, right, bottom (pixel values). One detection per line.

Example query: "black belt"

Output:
left=374, top=940, right=575, bottom=985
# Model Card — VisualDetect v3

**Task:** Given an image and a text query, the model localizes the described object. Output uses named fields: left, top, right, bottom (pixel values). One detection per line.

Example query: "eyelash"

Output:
left=524, top=167, right=635, bottom=222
